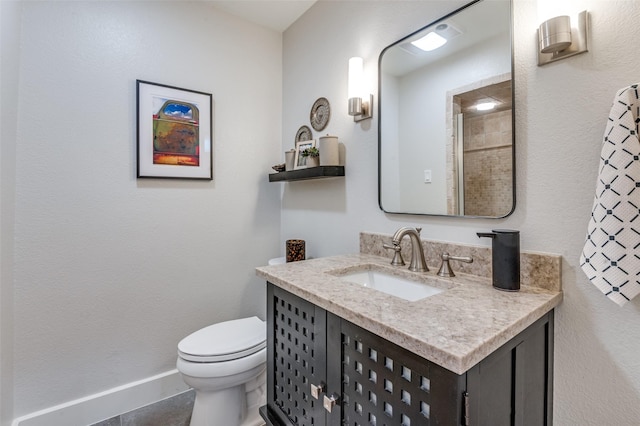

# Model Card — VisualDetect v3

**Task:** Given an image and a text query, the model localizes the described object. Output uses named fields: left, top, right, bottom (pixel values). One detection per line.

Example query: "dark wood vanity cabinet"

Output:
left=260, top=283, right=554, bottom=426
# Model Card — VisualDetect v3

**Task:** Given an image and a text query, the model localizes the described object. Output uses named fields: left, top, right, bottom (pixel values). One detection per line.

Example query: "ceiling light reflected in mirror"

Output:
left=475, top=101, right=496, bottom=111
left=411, top=32, right=447, bottom=52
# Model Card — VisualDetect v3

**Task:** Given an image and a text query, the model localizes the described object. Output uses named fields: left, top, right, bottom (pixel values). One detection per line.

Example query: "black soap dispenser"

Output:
left=477, top=229, right=520, bottom=291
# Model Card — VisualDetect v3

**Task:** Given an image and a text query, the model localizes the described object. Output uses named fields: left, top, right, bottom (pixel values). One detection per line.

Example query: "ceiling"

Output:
left=207, top=0, right=317, bottom=32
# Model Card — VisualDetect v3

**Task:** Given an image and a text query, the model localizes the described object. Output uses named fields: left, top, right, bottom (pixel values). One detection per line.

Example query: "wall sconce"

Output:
left=537, top=11, right=588, bottom=66
left=348, top=57, right=373, bottom=122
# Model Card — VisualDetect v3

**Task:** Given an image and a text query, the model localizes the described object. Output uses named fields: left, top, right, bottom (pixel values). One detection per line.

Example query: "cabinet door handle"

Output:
left=310, top=383, right=324, bottom=399
left=323, top=393, right=340, bottom=413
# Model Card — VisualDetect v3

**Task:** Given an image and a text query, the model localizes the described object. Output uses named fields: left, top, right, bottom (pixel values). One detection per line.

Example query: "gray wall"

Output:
left=4, top=0, right=640, bottom=424
left=282, top=0, right=640, bottom=424
left=1, top=0, right=282, bottom=420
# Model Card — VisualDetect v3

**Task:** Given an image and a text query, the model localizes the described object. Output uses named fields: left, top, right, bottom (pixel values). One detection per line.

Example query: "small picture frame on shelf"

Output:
left=294, top=140, right=316, bottom=170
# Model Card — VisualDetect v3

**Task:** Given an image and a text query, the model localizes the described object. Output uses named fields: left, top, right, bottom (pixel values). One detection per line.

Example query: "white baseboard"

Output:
left=12, top=369, right=189, bottom=426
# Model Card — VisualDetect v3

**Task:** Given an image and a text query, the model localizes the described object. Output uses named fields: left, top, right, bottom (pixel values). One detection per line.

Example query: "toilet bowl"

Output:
left=177, top=316, right=267, bottom=426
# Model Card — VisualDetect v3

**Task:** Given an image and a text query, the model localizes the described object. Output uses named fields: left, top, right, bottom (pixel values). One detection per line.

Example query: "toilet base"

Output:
left=186, top=367, right=266, bottom=426
left=240, top=370, right=266, bottom=426
left=190, top=385, right=244, bottom=426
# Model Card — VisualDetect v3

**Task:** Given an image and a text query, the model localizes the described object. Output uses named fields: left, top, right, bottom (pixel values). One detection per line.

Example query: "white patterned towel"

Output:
left=580, top=84, right=640, bottom=306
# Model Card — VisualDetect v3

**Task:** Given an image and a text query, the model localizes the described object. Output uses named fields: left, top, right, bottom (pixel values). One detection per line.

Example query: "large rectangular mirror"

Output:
left=378, top=0, right=514, bottom=217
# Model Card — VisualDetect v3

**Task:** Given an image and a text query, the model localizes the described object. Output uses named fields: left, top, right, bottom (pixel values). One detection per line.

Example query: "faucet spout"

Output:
left=392, top=227, right=428, bottom=272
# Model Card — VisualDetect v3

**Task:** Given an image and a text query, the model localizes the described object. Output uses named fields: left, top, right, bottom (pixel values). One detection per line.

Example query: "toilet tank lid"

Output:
left=178, top=316, right=266, bottom=357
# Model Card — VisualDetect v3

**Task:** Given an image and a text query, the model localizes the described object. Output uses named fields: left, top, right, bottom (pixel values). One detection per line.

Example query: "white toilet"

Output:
left=177, top=316, right=267, bottom=426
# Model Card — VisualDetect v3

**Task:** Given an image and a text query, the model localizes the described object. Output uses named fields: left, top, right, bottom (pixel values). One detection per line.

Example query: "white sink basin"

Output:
left=337, top=270, right=445, bottom=301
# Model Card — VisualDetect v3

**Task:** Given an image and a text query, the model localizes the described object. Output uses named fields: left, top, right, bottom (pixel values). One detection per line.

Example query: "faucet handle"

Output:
left=437, top=252, right=473, bottom=277
left=383, top=243, right=406, bottom=266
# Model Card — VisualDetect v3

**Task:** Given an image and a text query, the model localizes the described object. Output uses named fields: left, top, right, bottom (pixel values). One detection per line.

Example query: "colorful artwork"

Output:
left=152, top=99, right=200, bottom=166
left=137, top=80, right=212, bottom=180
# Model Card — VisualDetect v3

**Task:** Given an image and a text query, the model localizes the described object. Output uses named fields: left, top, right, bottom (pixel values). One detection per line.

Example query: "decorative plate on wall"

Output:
left=310, top=97, right=330, bottom=131
left=295, top=125, right=313, bottom=143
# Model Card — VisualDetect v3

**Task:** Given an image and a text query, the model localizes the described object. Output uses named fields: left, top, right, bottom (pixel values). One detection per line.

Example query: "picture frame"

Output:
left=293, top=140, right=316, bottom=170
left=136, top=80, right=213, bottom=179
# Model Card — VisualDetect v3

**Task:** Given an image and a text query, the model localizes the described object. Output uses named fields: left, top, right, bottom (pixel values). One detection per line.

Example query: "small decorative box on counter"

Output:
left=286, top=239, right=305, bottom=262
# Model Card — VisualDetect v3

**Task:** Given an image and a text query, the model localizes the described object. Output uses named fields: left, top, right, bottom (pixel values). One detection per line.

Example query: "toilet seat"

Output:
left=178, top=316, right=266, bottom=363
left=177, top=347, right=266, bottom=379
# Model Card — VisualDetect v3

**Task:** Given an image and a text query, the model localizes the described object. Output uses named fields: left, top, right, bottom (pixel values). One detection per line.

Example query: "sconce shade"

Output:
left=347, top=56, right=372, bottom=122
left=348, top=57, right=364, bottom=100
left=539, top=15, right=572, bottom=54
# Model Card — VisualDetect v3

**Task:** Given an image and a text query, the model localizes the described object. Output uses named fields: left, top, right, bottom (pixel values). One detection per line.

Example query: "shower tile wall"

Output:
left=463, top=109, right=513, bottom=216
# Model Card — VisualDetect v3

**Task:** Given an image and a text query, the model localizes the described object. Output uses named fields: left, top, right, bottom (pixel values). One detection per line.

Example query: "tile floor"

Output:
left=90, top=390, right=194, bottom=426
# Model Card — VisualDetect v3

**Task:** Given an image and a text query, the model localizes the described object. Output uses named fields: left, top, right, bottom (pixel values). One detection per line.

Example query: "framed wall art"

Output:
left=136, top=80, right=213, bottom=179
left=293, top=140, right=316, bottom=170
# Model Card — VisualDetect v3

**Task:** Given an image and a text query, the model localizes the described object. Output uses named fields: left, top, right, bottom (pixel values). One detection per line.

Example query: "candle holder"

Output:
left=286, top=240, right=306, bottom=263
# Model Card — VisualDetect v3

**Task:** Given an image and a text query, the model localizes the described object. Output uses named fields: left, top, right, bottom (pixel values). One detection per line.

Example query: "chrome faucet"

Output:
left=384, top=227, right=429, bottom=272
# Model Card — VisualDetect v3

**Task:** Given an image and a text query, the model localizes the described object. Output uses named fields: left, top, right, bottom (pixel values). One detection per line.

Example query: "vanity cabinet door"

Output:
left=265, top=284, right=328, bottom=426
left=327, top=315, right=466, bottom=426
left=264, top=285, right=464, bottom=426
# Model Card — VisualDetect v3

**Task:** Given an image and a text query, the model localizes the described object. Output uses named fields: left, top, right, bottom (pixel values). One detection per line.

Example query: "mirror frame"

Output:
left=377, top=0, right=515, bottom=218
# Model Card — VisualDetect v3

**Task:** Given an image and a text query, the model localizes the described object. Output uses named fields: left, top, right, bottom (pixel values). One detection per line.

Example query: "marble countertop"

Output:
left=256, top=253, right=562, bottom=375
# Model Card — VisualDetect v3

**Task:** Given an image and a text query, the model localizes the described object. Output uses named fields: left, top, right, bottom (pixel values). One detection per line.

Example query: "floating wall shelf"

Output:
left=268, top=166, right=345, bottom=182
